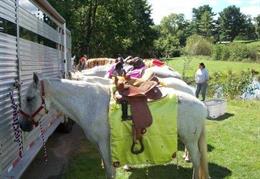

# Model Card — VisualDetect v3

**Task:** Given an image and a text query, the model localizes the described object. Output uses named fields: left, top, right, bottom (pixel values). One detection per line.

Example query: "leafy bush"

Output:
left=221, top=46, right=230, bottom=60
left=247, top=42, right=260, bottom=62
left=185, top=35, right=213, bottom=56
left=212, top=45, right=222, bottom=60
left=212, top=41, right=260, bottom=61
left=229, top=43, right=249, bottom=61
left=208, top=70, right=253, bottom=99
left=154, top=34, right=181, bottom=58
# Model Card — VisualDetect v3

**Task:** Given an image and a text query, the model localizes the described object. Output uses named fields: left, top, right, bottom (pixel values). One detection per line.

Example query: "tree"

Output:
left=49, top=0, right=156, bottom=57
left=192, top=5, right=216, bottom=37
left=154, top=13, right=190, bottom=57
left=237, top=15, right=257, bottom=40
left=218, top=5, right=245, bottom=41
left=255, top=15, right=260, bottom=39
left=154, top=33, right=180, bottom=58
left=48, top=0, right=100, bottom=56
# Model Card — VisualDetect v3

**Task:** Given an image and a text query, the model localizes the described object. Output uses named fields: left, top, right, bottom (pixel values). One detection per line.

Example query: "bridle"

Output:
left=20, top=81, right=48, bottom=126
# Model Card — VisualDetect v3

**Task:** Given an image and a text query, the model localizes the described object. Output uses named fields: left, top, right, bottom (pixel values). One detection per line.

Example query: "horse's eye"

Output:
left=26, top=96, right=35, bottom=102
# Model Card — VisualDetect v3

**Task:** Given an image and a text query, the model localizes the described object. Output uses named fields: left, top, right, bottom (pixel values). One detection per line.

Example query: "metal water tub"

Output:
left=204, top=99, right=227, bottom=119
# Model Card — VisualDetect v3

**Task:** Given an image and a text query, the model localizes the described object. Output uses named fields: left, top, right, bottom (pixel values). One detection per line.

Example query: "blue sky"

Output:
left=148, top=0, right=260, bottom=24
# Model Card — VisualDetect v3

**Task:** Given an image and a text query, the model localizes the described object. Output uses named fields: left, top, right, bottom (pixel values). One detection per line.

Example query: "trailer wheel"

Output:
left=57, top=117, right=74, bottom=133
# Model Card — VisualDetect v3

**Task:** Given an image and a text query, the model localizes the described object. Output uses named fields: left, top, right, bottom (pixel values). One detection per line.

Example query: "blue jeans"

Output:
left=196, top=82, right=208, bottom=101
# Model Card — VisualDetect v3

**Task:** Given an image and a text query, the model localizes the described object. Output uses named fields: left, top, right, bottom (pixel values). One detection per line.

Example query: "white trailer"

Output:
left=0, top=0, right=72, bottom=178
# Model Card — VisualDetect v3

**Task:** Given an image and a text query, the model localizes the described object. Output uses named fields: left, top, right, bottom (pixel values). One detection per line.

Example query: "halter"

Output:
left=20, top=81, right=48, bottom=126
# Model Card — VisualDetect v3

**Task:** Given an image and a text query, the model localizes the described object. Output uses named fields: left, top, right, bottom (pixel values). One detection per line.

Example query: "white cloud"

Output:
left=248, top=0, right=260, bottom=5
left=148, top=0, right=260, bottom=24
left=226, top=0, right=243, bottom=5
left=148, top=0, right=218, bottom=24
left=241, top=6, right=260, bottom=17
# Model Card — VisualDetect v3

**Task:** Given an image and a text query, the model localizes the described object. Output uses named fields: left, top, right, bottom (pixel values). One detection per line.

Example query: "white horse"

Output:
left=75, top=63, right=182, bottom=79
left=69, top=71, right=194, bottom=96
left=69, top=72, right=113, bottom=86
left=143, top=66, right=182, bottom=79
left=81, top=64, right=112, bottom=77
left=19, top=73, right=209, bottom=179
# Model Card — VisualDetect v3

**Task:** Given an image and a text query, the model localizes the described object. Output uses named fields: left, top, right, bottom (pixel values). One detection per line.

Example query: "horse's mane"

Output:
left=45, top=79, right=109, bottom=94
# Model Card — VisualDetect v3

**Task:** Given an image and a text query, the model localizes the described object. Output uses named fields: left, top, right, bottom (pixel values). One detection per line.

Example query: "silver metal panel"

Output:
left=1, top=1, right=71, bottom=177
left=4, top=115, right=62, bottom=179
left=66, top=30, right=72, bottom=72
left=19, top=38, right=62, bottom=152
left=18, top=7, right=60, bottom=44
left=0, top=0, right=16, bottom=23
left=0, top=32, right=19, bottom=174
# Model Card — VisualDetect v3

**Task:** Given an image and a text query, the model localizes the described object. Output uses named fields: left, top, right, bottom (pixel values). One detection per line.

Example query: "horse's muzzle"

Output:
left=19, top=118, right=33, bottom=132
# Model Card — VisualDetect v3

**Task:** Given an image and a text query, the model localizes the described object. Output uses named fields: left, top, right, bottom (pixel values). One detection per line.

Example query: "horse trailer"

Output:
left=0, top=0, right=71, bottom=178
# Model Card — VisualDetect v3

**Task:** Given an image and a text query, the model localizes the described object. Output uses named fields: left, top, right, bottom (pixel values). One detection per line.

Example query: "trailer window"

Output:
left=20, top=26, right=58, bottom=49
left=0, top=17, right=17, bottom=36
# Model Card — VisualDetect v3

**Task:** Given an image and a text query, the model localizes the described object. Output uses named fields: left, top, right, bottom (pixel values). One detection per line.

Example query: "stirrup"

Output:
left=131, top=138, right=144, bottom=155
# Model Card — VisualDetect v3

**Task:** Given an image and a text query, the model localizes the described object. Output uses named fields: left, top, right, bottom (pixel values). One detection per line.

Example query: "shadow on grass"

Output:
left=207, top=113, right=234, bottom=121
left=209, top=163, right=232, bottom=179
left=128, top=163, right=232, bottom=179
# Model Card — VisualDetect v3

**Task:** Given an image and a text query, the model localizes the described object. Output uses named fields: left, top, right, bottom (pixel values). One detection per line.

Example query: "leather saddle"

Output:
left=115, top=77, right=163, bottom=154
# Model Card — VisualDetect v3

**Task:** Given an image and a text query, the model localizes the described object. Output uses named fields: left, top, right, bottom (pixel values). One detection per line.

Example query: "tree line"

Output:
left=48, top=0, right=260, bottom=59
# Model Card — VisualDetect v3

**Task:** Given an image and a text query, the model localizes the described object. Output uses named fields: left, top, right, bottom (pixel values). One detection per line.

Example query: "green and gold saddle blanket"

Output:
left=109, top=92, right=177, bottom=167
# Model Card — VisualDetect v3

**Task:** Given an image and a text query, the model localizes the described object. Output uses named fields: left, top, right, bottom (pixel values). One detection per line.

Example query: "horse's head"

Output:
left=19, top=73, right=47, bottom=132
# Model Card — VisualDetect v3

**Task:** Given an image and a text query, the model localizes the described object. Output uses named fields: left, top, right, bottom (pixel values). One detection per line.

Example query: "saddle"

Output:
left=115, top=77, right=163, bottom=154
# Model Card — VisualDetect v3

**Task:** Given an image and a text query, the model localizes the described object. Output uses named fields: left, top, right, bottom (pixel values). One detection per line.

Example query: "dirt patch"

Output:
left=21, top=125, right=85, bottom=179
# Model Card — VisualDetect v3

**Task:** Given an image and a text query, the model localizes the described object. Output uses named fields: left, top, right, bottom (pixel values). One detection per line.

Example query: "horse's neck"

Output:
left=44, top=79, right=110, bottom=125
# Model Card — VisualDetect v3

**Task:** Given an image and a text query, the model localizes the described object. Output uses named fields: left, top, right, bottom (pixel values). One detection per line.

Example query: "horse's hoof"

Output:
left=184, top=157, right=191, bottom=163
left=182, top=154, right=186, bottom=159
left=123, top=165, right=132, bottom=171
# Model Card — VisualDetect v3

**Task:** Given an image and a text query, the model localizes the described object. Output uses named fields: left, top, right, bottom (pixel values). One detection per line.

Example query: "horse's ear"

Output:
left=33, top=72, right=39, bottom=87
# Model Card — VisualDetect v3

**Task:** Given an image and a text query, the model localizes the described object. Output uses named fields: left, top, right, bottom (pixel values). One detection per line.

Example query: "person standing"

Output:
left=195, top=63, right=209, bottom=101
left=77, top=55, right=88, bottom=71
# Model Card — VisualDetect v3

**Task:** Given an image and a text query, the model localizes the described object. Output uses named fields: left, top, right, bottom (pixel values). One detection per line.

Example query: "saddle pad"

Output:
left=109, top=92, right=177, bottom=166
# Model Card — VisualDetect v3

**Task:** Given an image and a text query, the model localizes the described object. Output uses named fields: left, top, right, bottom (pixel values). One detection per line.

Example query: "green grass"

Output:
left=165, top=56, right=260, bottom=78
left=63, top=100, right=260, bottom=179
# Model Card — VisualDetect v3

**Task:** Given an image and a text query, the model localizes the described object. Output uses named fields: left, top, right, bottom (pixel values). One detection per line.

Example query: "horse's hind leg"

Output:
left=186, top=142, right=201, bottom=179
left=98, top=139, right=115, bottom=179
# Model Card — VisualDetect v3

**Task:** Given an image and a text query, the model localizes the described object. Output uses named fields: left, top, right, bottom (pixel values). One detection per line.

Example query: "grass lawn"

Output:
left=165, top=56, right=260, bottom=78
left=63, top=100, right=260, bottom=179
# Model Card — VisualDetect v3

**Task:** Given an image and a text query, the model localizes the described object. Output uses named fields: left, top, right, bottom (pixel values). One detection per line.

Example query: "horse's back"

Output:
left=159, top=77, right=195, bottom=96
left=81, top=64, right=112, bottom=77
left=145, top=66, right=182, bottom=79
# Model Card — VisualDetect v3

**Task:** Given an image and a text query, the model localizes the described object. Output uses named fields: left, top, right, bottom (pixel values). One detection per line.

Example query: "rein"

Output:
left=19, top=81, right=48, bottom=126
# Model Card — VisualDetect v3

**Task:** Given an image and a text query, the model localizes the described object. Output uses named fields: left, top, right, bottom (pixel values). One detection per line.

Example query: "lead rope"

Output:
left=9, top=89, right=23, bottom=158
left=39, top=120, right=48, bottom=162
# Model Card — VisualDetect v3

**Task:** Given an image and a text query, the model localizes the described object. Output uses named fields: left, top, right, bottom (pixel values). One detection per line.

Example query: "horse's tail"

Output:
left=199, top=124, right=209, bottom=179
